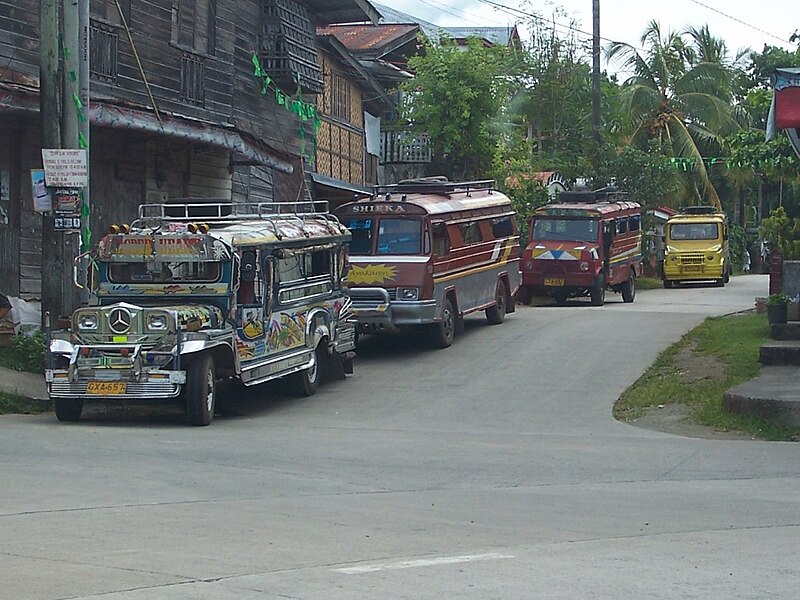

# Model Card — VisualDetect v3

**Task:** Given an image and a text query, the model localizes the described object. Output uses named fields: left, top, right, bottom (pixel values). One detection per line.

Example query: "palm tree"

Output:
left=607, top=21, right=744, bottom=209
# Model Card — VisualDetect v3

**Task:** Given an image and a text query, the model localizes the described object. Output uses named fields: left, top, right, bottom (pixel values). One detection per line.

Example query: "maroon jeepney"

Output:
left=334, top=178, right=521, bottom=348
left=518, top=188, right=643, bottom=306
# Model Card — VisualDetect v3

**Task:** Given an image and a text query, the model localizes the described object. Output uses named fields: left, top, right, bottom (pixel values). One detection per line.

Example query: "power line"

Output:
left=685, top=0, right=791, bottom=45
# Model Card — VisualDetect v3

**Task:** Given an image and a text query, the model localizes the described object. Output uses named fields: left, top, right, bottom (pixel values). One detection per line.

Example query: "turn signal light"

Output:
left=188, top=222, right=210, bottom=233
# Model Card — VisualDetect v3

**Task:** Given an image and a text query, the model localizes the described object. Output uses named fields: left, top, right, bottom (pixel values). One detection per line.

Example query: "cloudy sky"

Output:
left=377, top=0, right=798, bottom=74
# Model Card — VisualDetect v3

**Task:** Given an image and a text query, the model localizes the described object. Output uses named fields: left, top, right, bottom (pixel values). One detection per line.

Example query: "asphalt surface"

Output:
left=3, top=274, right=799, bottom=600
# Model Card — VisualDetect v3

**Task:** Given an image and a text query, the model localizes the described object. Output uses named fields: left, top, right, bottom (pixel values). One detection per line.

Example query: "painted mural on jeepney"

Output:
left=239, top=306, right=265, bottom=340
left=97, top=283, right=230, bottom=296
left=236, top=308, right=308, bottom=361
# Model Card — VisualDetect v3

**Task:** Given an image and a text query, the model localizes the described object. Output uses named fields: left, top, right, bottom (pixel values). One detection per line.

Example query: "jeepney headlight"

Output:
left=707, top=255, right=714, bottom=261
left=524, top=260, right=534, bottom=270
left=580, top=262, right=589, bottom=271
left=77, top=313, right=98, bottom=330
left=398, top=287, right=419, bottom=301
left=147, top=313, right=169, bottom=331
left=670, top=256, right=677, bottom=262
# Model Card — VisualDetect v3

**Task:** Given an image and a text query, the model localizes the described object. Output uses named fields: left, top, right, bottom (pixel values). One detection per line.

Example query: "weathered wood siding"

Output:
left=0, top=0, right=38, bottom=79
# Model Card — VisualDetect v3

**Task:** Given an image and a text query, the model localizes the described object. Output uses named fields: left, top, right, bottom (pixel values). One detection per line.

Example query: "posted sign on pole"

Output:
left=41, top=149, right=88, bottom=187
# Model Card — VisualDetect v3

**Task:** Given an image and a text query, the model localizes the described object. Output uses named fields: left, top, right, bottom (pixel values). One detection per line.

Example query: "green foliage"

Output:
left=493, top=157, right=550, bottom=243
left=767, top=293, right=790, bottom=305
left=0, top=331, right=47, bottom=373
left=589, top=142, right=680, bottom=208
left=728, top=222, right=748, bottom=272
left=759, top=206, right=800, bottom=259
left=725, top=130, right=800, bottom=180
left=401, top=37, right=509, bottom=180
left=0, top=392, right=50, bottom=415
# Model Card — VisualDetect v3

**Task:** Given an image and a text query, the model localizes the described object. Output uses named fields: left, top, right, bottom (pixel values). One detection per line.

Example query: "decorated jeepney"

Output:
left=46, top=201, right=356, bottom=426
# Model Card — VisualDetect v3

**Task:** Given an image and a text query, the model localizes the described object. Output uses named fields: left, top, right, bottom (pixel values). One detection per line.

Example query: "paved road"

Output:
left=3, top=274, right=798, bottom=599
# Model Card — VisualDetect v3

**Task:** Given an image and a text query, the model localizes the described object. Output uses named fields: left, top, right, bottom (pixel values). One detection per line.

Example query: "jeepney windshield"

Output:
left=108, top=260, right=222, bottom=284
left=668, top=222, right=719, bottom=241
left=344, top=218, right=423, bottom=255
left=533, top=218, right=599, bottom=242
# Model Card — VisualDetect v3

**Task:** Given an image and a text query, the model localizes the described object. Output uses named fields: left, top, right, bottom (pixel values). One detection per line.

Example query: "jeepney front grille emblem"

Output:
left=108, top=307, right=132, bottom=334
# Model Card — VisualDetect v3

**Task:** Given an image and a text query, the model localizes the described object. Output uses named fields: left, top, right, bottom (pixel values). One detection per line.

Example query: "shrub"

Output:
left=10, top=330, right=47, bottom=373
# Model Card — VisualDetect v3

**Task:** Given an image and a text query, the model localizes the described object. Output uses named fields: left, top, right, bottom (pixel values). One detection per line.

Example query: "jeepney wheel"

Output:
left=724, top=267, right=730, bottom=284
left=486, top=282, right=507, bottom=325
left=186, top=353, right=216, bottom=426
left=431, top=297, right=456, bottom=349
left=291, top=344, right=322, bottom=397
left=517, top=285, right=533, bottom=306
left=54, top=398, right=83, bottom=422
left=621, top=270, right=636, bottom=303
left=553, top=290, right=568, bottom=306
left=590, top=274, right=606, bottom=306
left=663, top=279, right=673, bottom=289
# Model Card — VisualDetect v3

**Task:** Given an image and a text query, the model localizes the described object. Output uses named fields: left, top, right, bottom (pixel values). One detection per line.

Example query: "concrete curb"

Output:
left=722, top=366, right=800, bottom=428
left=0, top=366, right=48, bottom=401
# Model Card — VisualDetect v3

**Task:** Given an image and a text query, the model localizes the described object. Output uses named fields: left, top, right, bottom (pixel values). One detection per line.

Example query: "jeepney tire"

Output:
left=663, top=279, right=673, bottom=289
left=54, top=398, right=83, bottom=422
left=291, top=344, right=322, bottom=397
left=715, top=278, right=725, bottom=287
left=486, top=281, right=507, bottom=325
left=431, top=297, right=456, bottom=349
left=517, top=285, right=533, bottom=306
left=621, top=270, right=636, bottom=303
left=186, top=353, right=216, bottom=426
left=724, top=267, right=730, bottom=284
left=590, top=274, right=606, bottom=306
left=553, top=290, right=568, bottom=306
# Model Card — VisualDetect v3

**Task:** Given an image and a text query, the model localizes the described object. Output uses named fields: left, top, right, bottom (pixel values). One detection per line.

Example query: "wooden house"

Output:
left=0, top=0, right=378, bottom=301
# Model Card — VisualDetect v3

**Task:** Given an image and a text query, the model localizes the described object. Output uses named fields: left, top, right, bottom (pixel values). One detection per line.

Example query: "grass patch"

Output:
left=636, top=276, right=663, bottom=290
left=615, top=312, right=800, bottom=441
left=0, top=391, right=50, bottom=415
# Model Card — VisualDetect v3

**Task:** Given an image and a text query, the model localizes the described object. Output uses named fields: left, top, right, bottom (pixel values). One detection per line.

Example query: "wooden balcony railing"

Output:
left=380, top=130, right=432, bottom=164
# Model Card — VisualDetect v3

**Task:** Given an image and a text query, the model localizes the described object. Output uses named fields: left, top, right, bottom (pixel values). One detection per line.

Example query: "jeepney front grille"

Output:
left=49, top=381, right=181, bottom=399
left=349, top=288, right=394, bottom=309
left=540, top=262, right=568, bottom=275
left=679, top=254, right=705, bottom=265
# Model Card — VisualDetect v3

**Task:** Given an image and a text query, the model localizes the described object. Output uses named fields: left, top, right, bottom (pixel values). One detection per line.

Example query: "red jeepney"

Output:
left=518, top=188, right=643, bottom=306
left=334, top=178, right=521, bottom=348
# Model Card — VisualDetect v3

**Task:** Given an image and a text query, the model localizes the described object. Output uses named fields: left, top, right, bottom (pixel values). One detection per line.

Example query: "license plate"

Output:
left=86, top=381, right=127, bottom=395
left=544, top=278, right=565, bottom=287
left=683, top=265, right=702, bottom=272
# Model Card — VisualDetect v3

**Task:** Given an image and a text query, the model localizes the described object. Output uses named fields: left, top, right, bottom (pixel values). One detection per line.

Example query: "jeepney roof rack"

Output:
left=137, top=199, right=330, bottom=221
left=558, top=186, right=626, bottom=203
left=374, top=177, right=496, bottom=197
left=679, top=205, right=718, bottom=215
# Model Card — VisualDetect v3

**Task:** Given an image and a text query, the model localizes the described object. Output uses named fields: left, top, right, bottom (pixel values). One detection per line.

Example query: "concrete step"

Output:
left=770, top=322, right=800, bottom=341
left=760, top=341, right=800, bottom=366
left=723, top=366, right=800, bottom=427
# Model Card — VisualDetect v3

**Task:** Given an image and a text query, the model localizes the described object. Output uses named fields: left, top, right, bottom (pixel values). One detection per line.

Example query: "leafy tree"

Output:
left=399, top=37, right=509, bottom=180
left=589, top=142, right=680, bottom=208
left=759, top=206, right=800, bottom=259
left=606, top=21, right=745, bottom=209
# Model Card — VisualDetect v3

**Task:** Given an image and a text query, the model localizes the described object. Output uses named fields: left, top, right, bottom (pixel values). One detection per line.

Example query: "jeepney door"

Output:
left=235, top=249, right=272, bottom=361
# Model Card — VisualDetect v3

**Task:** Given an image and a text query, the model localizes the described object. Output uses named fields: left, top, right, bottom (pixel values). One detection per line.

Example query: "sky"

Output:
left=377, top=0, right=799, bottom=75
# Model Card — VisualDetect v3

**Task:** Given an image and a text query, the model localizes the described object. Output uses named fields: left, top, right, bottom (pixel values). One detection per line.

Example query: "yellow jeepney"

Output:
left=662, top=206, right=730, bottom=288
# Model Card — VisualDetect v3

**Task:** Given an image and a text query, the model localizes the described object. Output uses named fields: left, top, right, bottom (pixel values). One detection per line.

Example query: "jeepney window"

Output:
left=309, top=250, right=331, bottom=276
left=669, top=223, right=719, bottom=240
left=616, top=218, right=628, bottom=235
left=459, top=221, right=482, bottom=245
left=277, top=255, right=304, bottom=282
left=490, top=216, right=515, bottom=238
left=376, top=218, right=422, bottom=255
left=432, top=222, right=449, bottom=256
left=629, top=215, right=641, bottom=232
left=108, top=261, right=221, bottom=283
left=533, top=218, right=598, bottom=242
left=344, top=218, right=373, bottom=254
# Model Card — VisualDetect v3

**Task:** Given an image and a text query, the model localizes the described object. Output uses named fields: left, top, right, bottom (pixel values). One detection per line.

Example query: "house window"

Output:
left=329, top=72, right=351, bottom=121
left=181, top=53, right=205, bottom=105
left=89, top=20, right=118, bottom=82
left=172, top=0, right=216, bottom=55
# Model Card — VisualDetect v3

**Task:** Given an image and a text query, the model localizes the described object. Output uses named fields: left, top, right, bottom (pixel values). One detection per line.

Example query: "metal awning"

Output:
left=308, top=172, right=372, bottom=202
left=90, top=103, right=294, bottom=173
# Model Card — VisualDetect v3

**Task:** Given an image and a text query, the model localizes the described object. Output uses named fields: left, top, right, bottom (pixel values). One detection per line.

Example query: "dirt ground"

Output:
left=623, top=341, right=756, bottom=441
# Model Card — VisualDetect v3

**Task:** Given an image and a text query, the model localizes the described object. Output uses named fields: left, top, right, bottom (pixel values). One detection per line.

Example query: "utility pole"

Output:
left=591, top=0, right=601, bottom=147
left=39, top=0, right=65, bottom=324
left=78, top=0, right=90, bottom=254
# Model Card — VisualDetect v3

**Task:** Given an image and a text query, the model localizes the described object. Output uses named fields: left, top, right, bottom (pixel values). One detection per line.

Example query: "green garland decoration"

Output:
left=63, top=46, right=91, bottom=251
left=251, top=54, right=322, bottom=166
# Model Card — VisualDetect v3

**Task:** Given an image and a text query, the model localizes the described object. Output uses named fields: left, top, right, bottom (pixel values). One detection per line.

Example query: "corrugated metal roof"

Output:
left=317, top=23, right=419, bottom=52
